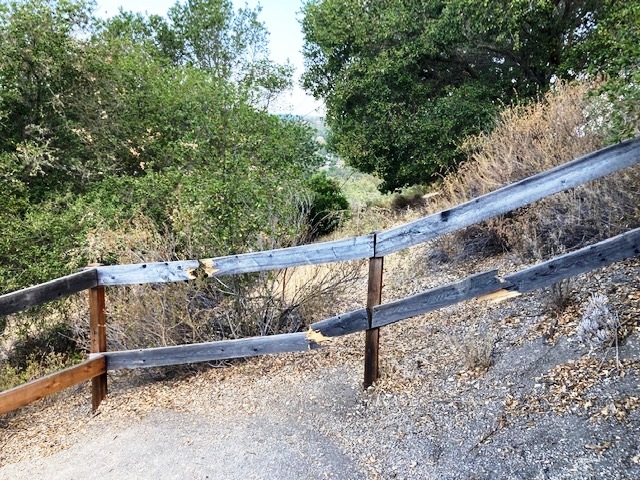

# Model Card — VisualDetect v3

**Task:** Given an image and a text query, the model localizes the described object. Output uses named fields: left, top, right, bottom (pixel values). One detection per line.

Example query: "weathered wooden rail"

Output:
left=1, top=137, right=639, bottom=414
left=102, top=227, right=640, bottom=369
left=0, top=356, right=105, bottom=415
left=0, top=270, right=98, bottom=317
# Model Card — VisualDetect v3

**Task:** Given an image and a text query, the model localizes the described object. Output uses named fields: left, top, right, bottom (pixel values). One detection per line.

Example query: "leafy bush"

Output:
left=324, top=163, right=383, bottom=210
left=307, top=171, right=350, bottom=237
left=0, top=195, right=87, bottom=294
left=7, top=322, right=78, bottom=370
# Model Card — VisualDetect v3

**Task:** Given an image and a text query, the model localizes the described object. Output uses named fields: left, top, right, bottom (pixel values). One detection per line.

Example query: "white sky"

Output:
left=94, top=0, right=324, bottom=116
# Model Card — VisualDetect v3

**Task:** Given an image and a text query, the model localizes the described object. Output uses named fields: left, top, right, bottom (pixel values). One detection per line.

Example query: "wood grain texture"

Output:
left=96, top=234, right=374, bottom=286
left=105, top=332, right=323, bottom=370
left=364, top=256, right=384, bottom=387
left=89, top=287, right=107, bottom=354
left=200, top=234, right=374, bottom=276
left=504, top=228, right=640, bottom=293
left=366, top=257, right=384, bottom=328
left=372, top=270, right=504, bottom=328
left=376, top=138, right=640, bottom=256
left=309, top=309, right=369, bottom=337
left=89, top=286, right=108, bottom=410
left=0, top=356, right=106, bottom=415
left=95, top=260, right=200, bottom=286
left=0, top=269, right=98, bottom=317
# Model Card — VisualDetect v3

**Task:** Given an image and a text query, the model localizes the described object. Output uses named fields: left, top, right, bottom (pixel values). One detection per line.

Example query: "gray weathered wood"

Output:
left=376, top=137, right=640, bottom=256
left=372, top=228, right=640, bottom=327
left=371, top=270, right=504, bottom=328
left=504, top=227, right=640, bottom=293
left=95, top=259, right=200, bottom=286
left=105, top=332, right=322, bottom=370
left=309, top=309, right=369, bottom=337
left=96, top=234, right=374, bottom=286
left=0, top=269, right=98, bottom=317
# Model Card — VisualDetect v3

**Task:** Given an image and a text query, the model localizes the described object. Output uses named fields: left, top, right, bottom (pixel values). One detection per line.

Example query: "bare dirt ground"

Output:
left=1, top=249, right=639, bottom=479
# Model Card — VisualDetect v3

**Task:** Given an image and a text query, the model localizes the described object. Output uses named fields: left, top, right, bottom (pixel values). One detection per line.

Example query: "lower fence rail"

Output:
left=0, top=356, right=106, bottom=415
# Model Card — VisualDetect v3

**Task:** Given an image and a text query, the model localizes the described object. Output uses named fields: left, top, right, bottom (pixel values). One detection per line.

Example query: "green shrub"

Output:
left=307, top=172, right=350, bottom=237
left=0, top=195, right=87, bottom=294
left=7, top=322, right=78, bottom=370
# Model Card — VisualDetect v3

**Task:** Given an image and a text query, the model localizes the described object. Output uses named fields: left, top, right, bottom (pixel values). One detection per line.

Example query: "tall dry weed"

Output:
left=434, top=81, right=640, bottom=260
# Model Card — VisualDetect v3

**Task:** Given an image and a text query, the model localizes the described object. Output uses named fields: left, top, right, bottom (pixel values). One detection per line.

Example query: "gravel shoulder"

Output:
left=1, top=254, right=639, bottom=479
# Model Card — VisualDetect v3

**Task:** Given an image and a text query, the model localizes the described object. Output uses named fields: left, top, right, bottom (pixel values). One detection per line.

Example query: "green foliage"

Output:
left=0, top=194, right=87, bottom=294
left=0, top=0, right=96, bottom=199
left=325, top=163, right=383, bottom=210
left=103, top=0, right=293, bottom=104
left=0, top=0, right=322, bottom=297
left=301, top=0, right=633, bottom=191
left=7, top=322, right=78, bottom=370
left=307, top=171, right=349, bottom=237
left=571, top=1, right=640, bottom=141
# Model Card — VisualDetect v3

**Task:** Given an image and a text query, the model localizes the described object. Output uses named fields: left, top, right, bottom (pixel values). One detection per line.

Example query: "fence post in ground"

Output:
left=88, top=266, right=107, bottom=410
left=364, top=242, right=383, bottom=388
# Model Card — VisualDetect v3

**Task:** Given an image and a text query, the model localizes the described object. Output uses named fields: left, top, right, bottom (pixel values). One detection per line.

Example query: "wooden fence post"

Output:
left=364, top=253, right=383, bottom=388
left=88, top=275, right=107, bottom=410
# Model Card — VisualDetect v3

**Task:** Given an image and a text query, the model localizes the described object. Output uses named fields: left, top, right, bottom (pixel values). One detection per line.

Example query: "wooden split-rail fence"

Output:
left=1, top=138, right=639, bottom=415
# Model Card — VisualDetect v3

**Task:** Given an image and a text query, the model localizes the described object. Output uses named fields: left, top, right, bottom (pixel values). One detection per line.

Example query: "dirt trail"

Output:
left=0, top=409, right=364, bottom=479
left=0, top=355, right=370, bottom=480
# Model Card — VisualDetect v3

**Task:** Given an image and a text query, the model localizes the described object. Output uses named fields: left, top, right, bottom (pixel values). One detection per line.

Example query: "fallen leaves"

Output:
left=584, top=441, right=612, bottom=454
left=507, top=358, right=640, bottom=421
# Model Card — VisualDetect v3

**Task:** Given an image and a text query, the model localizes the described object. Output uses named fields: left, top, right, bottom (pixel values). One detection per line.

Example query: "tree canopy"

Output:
left=301, top=0, right=639, bottom=191
left=0, top=0, right=329, bottom=293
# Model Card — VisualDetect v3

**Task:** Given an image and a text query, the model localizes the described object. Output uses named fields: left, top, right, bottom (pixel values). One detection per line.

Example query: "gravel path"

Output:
left=0, top=408, right=364, bottom=479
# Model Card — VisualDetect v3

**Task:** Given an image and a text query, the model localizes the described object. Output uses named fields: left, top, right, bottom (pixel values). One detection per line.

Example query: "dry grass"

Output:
left=433, top=81, right=640, bottom=260
left=332, top=82, right=639, bottom=267
left=458, top=331, right=496, bottom=371
left=548, top=278, right=574, bottom=314
left=66, top=215, right=364, bottom=352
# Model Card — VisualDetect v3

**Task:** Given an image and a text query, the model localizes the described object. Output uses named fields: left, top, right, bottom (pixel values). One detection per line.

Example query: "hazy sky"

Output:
left=94, top=0, right=324, bottom=116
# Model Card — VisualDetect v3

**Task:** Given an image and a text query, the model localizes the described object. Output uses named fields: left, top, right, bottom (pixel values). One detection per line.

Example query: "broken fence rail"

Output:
left=100, top=227, right=640, bottom=370
left=92, top=137, right=640, bottom=287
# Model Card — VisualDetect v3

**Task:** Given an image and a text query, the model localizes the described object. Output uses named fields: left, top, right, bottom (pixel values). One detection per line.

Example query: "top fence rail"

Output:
left=95, top=137, right=640, bottom=285
left=1, top=136, right=639, bottom=316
